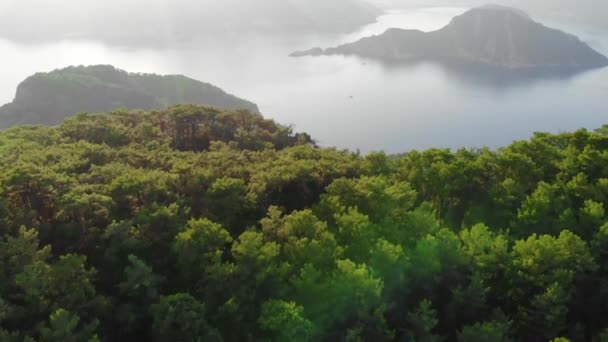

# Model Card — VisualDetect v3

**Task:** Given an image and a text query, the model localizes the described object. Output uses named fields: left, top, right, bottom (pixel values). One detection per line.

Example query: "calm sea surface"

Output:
left=1, top=7, right=607, bottom=153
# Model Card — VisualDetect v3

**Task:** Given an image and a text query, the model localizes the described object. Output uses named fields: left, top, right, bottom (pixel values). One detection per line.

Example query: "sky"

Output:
left=0, top=0, right=380, bottom=47
left=0, top=0, right=606, bottom=48
left=368, top=0, right=608, bottom=31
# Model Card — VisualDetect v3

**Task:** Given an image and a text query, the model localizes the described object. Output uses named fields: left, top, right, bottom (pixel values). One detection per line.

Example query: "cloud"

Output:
left=367, top=0, right=608, bottom=31
left=0, top=0, right=381, bottom=47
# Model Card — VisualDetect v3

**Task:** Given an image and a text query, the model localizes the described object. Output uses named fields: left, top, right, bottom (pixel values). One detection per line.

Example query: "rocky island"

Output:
left=0, top=65, right=258, bottom=128
left=292, top=5, right=608, bottom=70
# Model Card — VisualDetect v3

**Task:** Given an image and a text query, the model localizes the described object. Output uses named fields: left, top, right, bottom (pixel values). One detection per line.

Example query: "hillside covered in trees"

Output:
left=0, top=65, right=258, bottom=128
left=0, top=105, right=608, bottom=341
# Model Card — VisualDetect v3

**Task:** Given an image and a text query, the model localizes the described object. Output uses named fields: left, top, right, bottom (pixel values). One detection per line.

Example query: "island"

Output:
left=291, top=5, right=608, bottom=70
left=0, top=65, right=258, bottom=128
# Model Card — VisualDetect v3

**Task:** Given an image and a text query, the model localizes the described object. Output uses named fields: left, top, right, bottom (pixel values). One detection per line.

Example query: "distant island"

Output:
left=0, top=65, right=258, bottom=128
left=291, top=5, right=608, bottom=70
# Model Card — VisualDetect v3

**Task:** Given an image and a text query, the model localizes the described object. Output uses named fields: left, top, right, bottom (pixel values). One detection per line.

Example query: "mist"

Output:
left=368, top=0, right=608, bottom=32
left=2, top=0, right=605, bottom=49
left=0, top=0, right=380, bottom=47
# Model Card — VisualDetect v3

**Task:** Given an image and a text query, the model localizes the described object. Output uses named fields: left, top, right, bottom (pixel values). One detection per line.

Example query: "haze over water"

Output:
left=1, top=6, right=607, bottom=153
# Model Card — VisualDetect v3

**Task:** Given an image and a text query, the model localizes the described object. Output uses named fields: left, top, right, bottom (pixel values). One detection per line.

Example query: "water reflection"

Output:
left=370, top=57, right=606, bottom=89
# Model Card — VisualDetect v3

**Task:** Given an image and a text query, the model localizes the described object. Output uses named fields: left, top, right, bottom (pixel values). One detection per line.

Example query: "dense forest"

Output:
left=0, top=105, right=607, bottom=341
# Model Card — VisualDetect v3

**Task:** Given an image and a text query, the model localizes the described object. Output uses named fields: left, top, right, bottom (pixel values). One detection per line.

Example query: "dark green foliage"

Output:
left=0, top=108, right=607, bottom=340
left=458, top=320, right=511, bottom=342
left=258, top=300, right=314, bottom=341
left=39, top=309, right=100, bottom=342
left=150, top=293, right=220, bottom=342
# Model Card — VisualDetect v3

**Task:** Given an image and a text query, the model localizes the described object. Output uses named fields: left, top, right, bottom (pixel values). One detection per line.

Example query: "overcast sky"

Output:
left=0, top=0, right=605, bottom=47
left=0, top=0, right=379, bottom=46
left=370, top=0, right=608, bottom=29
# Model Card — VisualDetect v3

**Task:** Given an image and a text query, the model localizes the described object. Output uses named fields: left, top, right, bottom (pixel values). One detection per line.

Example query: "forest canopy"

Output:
left=0, top=105, right=607, bottom=341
